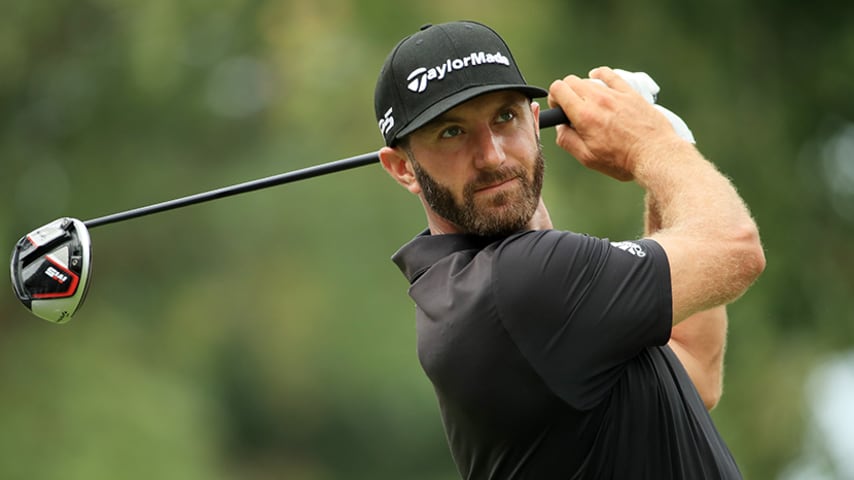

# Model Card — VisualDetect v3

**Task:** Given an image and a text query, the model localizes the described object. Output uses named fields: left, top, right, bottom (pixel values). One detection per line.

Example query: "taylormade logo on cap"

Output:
left=374, top=21, right=547, bottom=146
left=406, top=51, right=511, bottom=93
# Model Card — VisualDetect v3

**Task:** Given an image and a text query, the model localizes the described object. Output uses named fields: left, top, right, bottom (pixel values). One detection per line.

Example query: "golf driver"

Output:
left=10, top=217, right=92, bottom=324
left=7, top=107, right=566, bottom=324
left=11, top=70, right=688, bottom=323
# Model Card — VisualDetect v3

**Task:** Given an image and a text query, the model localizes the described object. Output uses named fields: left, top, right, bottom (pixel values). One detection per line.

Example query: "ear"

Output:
left=379, top=146, right=422, bottom=195
left=530, top=100, right=541, bottom=132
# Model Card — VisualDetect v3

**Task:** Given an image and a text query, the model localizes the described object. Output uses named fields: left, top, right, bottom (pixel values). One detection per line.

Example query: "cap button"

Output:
left=419, top=24, right=433, bottom=31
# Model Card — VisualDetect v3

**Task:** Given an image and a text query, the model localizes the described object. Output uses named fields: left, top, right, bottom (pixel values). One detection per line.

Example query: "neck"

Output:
left=527, top=198, right=553, bottom=230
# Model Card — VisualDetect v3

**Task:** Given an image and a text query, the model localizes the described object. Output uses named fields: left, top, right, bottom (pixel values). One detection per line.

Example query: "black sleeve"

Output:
left=492, top=230, right=672, bottom=410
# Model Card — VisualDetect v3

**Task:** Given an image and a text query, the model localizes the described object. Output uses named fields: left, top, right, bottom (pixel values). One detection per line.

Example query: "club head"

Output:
left=10, top=217, right=92, bottom=324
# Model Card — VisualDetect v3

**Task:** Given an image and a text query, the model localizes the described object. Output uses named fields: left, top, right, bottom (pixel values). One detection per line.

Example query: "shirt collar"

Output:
left=391, top=229, right=500, bottom=284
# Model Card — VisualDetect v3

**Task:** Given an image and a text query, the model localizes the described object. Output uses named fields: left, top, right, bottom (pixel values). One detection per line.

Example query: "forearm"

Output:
left=636, top=139, right=753, bottom=240
left=636, top=138, right=765, bottom=321
left=548, top=66, right=765, bottom=320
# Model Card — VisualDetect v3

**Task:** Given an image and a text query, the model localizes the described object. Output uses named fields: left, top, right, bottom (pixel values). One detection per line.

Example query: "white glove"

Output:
left=594, top=69, right=696, bottom=144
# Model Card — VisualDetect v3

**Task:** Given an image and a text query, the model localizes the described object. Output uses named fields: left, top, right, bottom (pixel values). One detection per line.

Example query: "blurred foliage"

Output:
left=1, top=0, right=852, bottom=478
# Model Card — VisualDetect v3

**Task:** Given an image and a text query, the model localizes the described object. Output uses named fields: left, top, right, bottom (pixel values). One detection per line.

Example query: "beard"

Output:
left=410, top=143, right=545, bottom=237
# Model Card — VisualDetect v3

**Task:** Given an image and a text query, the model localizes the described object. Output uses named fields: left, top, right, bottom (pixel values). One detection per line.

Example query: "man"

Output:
left=374, top=21, right=765, bottom=479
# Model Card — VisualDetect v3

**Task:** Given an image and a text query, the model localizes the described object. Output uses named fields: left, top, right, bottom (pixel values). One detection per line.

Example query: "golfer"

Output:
left=375, top=21, right=765, bottom=479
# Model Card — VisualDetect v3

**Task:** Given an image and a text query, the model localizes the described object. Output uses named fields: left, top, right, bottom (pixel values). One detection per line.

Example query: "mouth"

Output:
left=473, top=176, right=520, bottom=195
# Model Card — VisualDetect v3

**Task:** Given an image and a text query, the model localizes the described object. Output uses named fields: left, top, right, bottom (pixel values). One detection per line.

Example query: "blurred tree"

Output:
left=1, top=0, right=852, bottom=478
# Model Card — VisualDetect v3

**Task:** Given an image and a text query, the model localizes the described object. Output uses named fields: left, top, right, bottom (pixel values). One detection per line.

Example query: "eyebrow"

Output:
left=424, top=95, right=528, bottom=131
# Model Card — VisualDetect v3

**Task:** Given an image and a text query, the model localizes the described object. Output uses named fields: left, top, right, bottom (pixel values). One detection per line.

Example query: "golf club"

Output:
left=9, top=107, right=571, bottom=324
left=10, top=68, right=687, bottom=324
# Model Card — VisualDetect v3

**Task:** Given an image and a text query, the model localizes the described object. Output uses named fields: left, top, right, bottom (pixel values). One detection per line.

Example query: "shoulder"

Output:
left=491, top=230, right=673, bottom=350
left=488, top=229, right=614, bottom=335
left=488, top=231, right=675, bottom=409
left=493, top=229, right=603, bottom=269
left=492, top=230, right=667, bottom=286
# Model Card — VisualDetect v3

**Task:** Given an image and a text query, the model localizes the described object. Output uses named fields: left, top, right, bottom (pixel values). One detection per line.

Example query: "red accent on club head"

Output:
left=32, top=255, right=80, bottom=299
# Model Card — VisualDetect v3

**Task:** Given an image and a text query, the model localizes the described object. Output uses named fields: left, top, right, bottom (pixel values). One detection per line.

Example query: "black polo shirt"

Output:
left=392, top=229, right=742, bottom=479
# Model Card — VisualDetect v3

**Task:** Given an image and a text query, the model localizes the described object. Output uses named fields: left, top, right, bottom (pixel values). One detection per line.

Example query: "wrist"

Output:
left=630, top=135, right=699, bottom=189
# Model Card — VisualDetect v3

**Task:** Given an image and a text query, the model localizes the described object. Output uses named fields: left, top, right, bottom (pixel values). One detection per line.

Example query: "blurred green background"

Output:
left=2, top=0, right=853, bottom=478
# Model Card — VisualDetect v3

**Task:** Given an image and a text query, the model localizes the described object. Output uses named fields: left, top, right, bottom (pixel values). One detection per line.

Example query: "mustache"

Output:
left=464, top=166, right=528, bottom=195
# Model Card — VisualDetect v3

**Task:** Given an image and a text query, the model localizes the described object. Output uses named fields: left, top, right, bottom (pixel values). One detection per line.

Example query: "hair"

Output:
left=392, top=134, right=410, bottom=152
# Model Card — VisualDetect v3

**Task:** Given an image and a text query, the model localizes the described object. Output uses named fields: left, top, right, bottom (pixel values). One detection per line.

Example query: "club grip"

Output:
left=539, top=107, right=570, bottom=129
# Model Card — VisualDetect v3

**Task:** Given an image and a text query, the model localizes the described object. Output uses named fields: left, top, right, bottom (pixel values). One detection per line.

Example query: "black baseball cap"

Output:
left=374, top=21, right=548, bottom=146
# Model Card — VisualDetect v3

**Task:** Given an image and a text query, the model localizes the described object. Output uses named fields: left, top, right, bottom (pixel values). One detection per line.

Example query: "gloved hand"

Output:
left=596, top=69, right=696, bottom=144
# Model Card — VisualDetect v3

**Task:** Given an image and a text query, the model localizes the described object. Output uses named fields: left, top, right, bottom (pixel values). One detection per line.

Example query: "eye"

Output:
left=496, top=109, right=516, bottom=123
left=440, top=125, right=464, bottom=139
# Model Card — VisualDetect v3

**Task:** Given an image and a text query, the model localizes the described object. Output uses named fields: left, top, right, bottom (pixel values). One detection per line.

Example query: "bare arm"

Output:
left=547, top=67, right=765, bottom=324
left=668, top=307, right=727, bottom=410
left=633, top=137, right=763, bottom=322
left=647, top=191, right=728, bottom=410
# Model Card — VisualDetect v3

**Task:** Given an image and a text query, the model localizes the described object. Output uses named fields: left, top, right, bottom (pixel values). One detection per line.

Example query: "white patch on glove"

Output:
left=593, top=69, right=696, bottom=144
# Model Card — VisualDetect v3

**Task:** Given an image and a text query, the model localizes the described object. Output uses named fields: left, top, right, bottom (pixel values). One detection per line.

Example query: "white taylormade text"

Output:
left=406, top=51, right=510, bottom=93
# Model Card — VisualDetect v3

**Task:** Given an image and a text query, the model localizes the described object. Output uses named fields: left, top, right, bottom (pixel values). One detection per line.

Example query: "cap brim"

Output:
left=394, top=84, right=549, bottom=142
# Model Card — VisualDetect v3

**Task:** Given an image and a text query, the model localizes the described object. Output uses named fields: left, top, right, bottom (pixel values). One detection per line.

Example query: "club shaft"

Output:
left=83, top=107, right=569, bottom=229
left=83, top=152, right=380, bottom=228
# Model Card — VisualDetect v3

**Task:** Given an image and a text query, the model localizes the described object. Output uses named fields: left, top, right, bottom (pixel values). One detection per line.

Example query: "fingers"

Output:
left=552, top=118, right=590, bottom=160
left=548, top=73, right=606, bottom=104
left=546, top=75, right=584, bottom=152
left=548, top=69, right=626, bottom=123
left=545, top=66, right=655, bottom=182
left=588, top=66, right=635, bottom=93
left=549, top=66, right=637, bottom=109
left=547, top=74, right=581, bottom=111
left=547, top=74, right=598, bottom=132
left=546, top=77, right=598, bottom=168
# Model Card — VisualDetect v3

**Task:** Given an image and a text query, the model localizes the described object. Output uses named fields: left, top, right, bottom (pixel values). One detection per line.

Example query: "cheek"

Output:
left=434, top=174, right=467, bottom=202
left=510, top=135, right=540, bottom=166
left=420, top=160, right=468, bottom=192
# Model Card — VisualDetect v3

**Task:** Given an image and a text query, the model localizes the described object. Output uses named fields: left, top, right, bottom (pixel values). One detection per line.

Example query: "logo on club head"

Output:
left=45, top=266, right=69, bottom=284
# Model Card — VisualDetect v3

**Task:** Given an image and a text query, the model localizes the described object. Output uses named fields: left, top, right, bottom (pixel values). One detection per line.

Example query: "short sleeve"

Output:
left=492, top=230, right=672, bottom=410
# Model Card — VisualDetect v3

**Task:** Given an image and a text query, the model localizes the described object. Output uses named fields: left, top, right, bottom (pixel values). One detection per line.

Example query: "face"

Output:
left=402, top=91, right=544, bottom=236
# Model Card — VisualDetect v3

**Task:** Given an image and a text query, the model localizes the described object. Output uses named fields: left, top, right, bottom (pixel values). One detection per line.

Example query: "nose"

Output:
left=472, top=125, right=505, bottom=171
